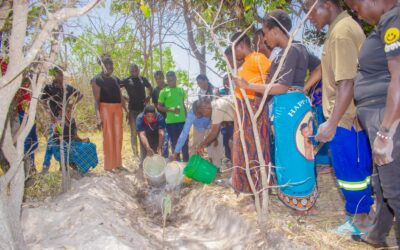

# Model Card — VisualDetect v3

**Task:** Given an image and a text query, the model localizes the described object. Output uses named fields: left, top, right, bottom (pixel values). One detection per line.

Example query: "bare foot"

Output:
left=317, top=165, right=332, bottom=174
left=295, top=206, right=319, bottom=217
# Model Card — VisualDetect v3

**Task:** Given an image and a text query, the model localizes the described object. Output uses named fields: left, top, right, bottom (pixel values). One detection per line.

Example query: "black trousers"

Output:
left=358, top=106, right=400, bottom=246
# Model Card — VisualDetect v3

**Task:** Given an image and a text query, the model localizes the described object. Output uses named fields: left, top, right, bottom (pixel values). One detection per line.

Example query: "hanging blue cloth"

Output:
left=54, top=141, right=98, bottom=174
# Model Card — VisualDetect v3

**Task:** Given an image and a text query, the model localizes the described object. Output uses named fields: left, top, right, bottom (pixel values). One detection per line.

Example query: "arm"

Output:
left=304, top=65, right=322, bottom=93
left=157, top=102, right=178, bottom=113
left=91, top=81, right=102, bottom=130
left=173, top=113, right=195, bottom=155
left=121, top=91, right=128, bottom=113
left=146, top=85, right=153, bottom=102
left=157, top=129, right=165, bottom=154
left=144, top=78, right=153, bottom=103
left=138, top=131, right=154, bottom=156
left=380, top=57, right=400, bottom=131
left=373, top=55, right=400, bottom=166
left=196, top=123, right=221, bottom=153
left=315, top=79, right=354, bottom=142
left=234, top=77, right=289, bottom=96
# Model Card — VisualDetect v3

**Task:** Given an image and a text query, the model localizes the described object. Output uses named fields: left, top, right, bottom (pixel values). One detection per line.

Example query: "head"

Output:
left=99, top=54, right=113, bottom=77
left=22, top=77, right=31, bottom=88
left=344, top=0, right=391, bottom=25
left=143, top=105, right=157, bottom=123
left=130, top=64, right=140, bottom=77
left=196, top=74, right=209, bottom=91
left=231, top=32, right=252, bottom=61
left=154, top=71, right=165, bottom=88
left=304, top=0, right=342, bottom=31
left=263, top=10, right=292, bottom=49
left=300, top=123, right=312, bottom=137
left=53, top=66, right=64, bottom=85
left=224, top=46, right=234, bottom=68
left=166, top=71, right=177, bottom=87
left=253, top=29, right=272, bottom=58
left=192, top=97, right=212, bottom=118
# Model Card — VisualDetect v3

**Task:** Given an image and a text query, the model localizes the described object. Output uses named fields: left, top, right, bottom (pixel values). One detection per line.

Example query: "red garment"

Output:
left=0, top=58, right=7, bottom=74
left=16, top=88, right=31, bottom=113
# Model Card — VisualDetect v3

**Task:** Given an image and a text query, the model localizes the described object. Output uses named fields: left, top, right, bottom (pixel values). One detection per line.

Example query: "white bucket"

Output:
left=165, top=161, right=186, bottom=187
left=143, top=155, right=166, bottom=187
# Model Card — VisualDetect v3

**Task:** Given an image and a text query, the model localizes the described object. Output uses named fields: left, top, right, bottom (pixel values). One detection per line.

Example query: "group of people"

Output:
left=12, top=0, right=399, bottom=248
left=228, top=0, right=399, bottom=248
left=91, top=55, right=234, bottom=171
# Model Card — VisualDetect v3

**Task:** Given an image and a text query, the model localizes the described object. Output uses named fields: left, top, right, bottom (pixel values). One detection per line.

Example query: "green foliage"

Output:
left=176, top=70, right=193, bottom=90
left=140, top=0, right=152, bottom=18
left=24, top=172, right=62, bottom=202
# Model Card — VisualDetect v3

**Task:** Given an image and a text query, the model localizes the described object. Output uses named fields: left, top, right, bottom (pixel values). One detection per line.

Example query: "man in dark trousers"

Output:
left=121, top=64, right=153, bottom=157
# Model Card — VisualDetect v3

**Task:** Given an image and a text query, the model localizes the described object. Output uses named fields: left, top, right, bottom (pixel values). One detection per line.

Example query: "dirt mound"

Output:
left=22, top=171, right=304, bottom=249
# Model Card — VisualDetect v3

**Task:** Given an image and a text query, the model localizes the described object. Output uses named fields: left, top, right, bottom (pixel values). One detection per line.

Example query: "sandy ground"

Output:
left=22, top=131, right=395, bottom=249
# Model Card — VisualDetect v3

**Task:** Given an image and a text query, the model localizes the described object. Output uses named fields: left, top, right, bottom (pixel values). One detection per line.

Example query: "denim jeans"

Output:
left=43, top=126, right=55, bottom=169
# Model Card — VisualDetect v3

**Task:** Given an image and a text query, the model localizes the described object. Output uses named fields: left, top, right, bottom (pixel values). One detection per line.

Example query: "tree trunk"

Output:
left=182, top=0, right=207, bottom=75
left=0, top=163, right=26, bottom=250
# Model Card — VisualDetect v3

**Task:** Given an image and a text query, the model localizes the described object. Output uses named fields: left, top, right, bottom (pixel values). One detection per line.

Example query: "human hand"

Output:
left=233, top=76, right=249, bottom=89
left=315, top=121, right=336, bottom=143
left=171, top=107, right=180, bottom=114
left=372, top=134, right=394, bottom=166
left=126, top=112, right=130, bottom=123
left=144, top=96, right=151, bottom=104
left=196, top=144, right=205, bottom=156
left=213, top=139, right=218, bottom=147
left=157, top=146, right=162, bottom=155
left=372, top=121, right=399, bottom=167
left=97, top=117, right=102, bottom=130
left=146, top=147, right=155, bottom=157
left=169, top=153, right=178, bottom=161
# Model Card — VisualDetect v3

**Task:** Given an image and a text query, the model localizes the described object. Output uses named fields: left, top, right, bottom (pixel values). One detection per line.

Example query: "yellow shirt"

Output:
left=236, top=52, right=271, bottom=100
left=321, top=11, right=365, bottom=129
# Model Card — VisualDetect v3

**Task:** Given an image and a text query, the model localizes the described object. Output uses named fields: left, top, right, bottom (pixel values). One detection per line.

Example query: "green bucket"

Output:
left=183, top=154, right=218, bottom=184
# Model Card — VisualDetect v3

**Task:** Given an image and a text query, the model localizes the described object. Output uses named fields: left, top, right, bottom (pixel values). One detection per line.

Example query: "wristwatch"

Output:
left=379, top=126, right=390, bottom=134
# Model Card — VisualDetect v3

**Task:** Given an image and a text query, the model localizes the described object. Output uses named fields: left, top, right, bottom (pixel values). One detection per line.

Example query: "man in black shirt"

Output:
left=151, top=71, right=166, bottom=117
left=40, top=67, right=82, bottom=174
left=41, top=67, right=82, bottom=120
left=121, top=64, right=153, bottom=156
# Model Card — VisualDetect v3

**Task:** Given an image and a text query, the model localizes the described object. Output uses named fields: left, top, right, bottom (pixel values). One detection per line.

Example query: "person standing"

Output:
left=235, top=10, right=320, bottom=214
left=121, top=64, right=153, bottom=157
left=16, top=77, right=38, bottom=174
left=218, top=75, right=234, bottom=161
left=151, top=70, right=169, bottom=158
left=157, top=71, right=188, bottom=161
left=91, top=55, right=127, bottom=171
left=229, top=31, right=271, bottom=198
left=136, top=105, right=165, bottom=163
left=344, top=0, right=400, bottom=247
left=304, top=0, right=374, bottom=233
left=40, top=67, right=82, bottom=174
